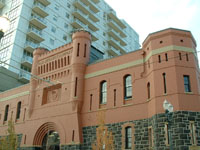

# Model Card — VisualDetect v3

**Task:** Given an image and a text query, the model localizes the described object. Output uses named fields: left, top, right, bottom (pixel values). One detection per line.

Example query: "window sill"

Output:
left=184, top=92, right=193, bottom=94
left=99, top=103, right=106, bottom=109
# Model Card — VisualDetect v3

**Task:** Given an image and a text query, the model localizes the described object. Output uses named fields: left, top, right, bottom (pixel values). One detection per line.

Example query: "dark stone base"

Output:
left=18, top=111, right=200, bottom=150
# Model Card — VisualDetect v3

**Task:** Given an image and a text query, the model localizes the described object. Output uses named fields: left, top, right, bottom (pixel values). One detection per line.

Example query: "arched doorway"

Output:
left=42, top=130, right=60, bottom=150
left=33, top=122, right=61, bottom=150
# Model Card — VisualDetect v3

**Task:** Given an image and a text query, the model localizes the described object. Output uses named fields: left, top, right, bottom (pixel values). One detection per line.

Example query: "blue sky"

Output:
left=105, top=0, right=200, bottom=59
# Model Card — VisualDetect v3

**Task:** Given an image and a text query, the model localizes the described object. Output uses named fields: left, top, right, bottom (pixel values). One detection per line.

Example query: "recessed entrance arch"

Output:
left=42, top=130, right=60, bottom=150
left=33, top=122, right=60, bottom=150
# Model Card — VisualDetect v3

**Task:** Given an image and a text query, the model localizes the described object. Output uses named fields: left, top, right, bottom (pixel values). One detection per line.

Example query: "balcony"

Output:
left=91, top=0, right=100, bottom=4
left=24, top=41, right=40, bottom=53
left=108, top=12, right=126, bottom=29
left=18, top=71, right=31, bottom=83
left=37, top=0, right=50, bottom=6
left=107, top=20, right=126, bottom=38
left=73, top=0, right=99, bottom=22
left=21, top=55, right=33, bottom=68
left=0, top=0, right=5, bottom=8
left=32, top=2, right=48, bottom=17
left=71, top=18, right=98, bottom=41
left=108, top=28, right=127, bottom=46
left=72, top=9, right=98, bottom=31
left=27, top=27, right=44, bottom=42
left=30, top=14, right=47, bottom=29
left=107, top=46, right=120, bottom=56
left=80, top=0, right=99, bottom=13
left=108, top=37, right=126, bottom=54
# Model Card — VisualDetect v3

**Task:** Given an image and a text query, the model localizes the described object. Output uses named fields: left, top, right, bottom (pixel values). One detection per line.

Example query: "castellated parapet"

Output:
left=0, top=29, right=199, bottom=150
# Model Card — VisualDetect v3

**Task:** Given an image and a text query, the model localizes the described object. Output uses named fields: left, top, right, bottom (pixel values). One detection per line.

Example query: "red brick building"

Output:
left=0, top=28, right=200, bottom=150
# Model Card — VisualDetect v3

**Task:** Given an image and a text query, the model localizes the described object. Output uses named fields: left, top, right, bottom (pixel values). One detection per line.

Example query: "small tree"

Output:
left=92, top=111, right=114, bottom=150
left=0, top=119, right=18, bottom=150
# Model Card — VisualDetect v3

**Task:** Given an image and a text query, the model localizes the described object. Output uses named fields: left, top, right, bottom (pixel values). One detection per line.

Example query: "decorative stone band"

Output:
left=85, top=45, right=196, bottom=79
left=0, top=91, right=29, bottom=102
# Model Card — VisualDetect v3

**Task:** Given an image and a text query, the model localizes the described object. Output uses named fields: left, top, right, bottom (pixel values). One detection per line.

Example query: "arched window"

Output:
left=147, top=82, right=150, bottom=99
left=16, top=101, right=21, bottom=119
left=4, top=105, right=9, bottom=121
left=124, top=75, right=132, bottom=99
left=100, top=81, right=107, bottom=104
left=125, top=127, right=132, bottom=149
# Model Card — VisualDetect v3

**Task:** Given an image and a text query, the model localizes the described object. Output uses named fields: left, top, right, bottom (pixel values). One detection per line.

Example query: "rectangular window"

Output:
left=51, top=26, right=56, bottom=33
left=66, top=12, right=70, bottom=18
left=184, top=75, right=191, bottom=92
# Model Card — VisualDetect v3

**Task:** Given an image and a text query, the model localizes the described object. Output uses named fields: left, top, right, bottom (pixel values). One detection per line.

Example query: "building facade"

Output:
left=0, top=28, right=200, bottom=150
left=0, top=0, right=140, bottom=92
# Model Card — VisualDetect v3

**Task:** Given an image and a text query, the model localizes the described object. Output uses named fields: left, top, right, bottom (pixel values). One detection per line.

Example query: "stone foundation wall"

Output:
left=82, top=111, right=200, bottom=150
left=17, top=111, right=200, bottom=150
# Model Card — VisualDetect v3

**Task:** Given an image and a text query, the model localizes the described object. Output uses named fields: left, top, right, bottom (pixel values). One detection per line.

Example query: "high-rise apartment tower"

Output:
left=0, top=0, right=140, bottom=91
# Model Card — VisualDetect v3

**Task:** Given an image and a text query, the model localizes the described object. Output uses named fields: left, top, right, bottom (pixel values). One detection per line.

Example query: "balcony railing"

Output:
left=37, top=0, right=50, bottom=6
left=91, top=0, right=100, bottom=4
left=27, top=27, right=44, bottom=42
left=108, top=37, right=126, bottom=54
left=108, top=28, right=127, bottom=46
left=0, top=0, right=5, bottom=8
left=107, top=46, right=120, bottom=56
left=72, top=9, right=98, bottom=31
left=81, top=0, right=99, bottom=13
left=30, top=14, right=47, bottom=29
left=71, top=18, right=98, bottom=41
left=73, top=0, right=99, bottom=22
left=21, top=55, right=33, bottom=68
left=32, top=2, right=48, bottom=17
left=108, top=12, right=126, bottom=29
left=19, top=71, right=31, bottom=82
left=107, top=19, right=126, bottom=38
left=24, top=41, right=40, bottom=53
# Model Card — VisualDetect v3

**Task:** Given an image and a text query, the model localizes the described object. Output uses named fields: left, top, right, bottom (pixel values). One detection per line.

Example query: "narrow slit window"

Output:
left=43, top=65, right=45, bottom=73
left=179, top=53, right=182, bottom=60
left=61, top=58, right=63, bottom=67
left=165, top=53, right=168, bottom=61
left=84, top=44, right=87, bottom=57
left=58, top=59, right=60, bottom=68
left=49, top=62, right=51, bottom=71
left=89, top=94, right=93, bottom=111
left=158, top=55, right=161, bottom=63
left=55, top=60, right=57, bottom=69
left=77, top=43, right=80, bottom=57
left=46, top=64, right=48, bottom=72
left=16, top=101, right=21, bottom=120
left=64, top=57, right=67, bottom=66
left=147, top=82, right=150, bottom=99
left=163, top=73, right=167, bottom=94
left=114, top=89, right=116, bottom=107
left=38, top=67, right=40, bottom=74
left=52, top=62, right=54, bottom=70
left=72, top=130, right=75, bottom=142
left=186, top=53, right=189, bottom=61
left=74, top=77, right=78, bottom=97
left=4, top=105, right=9, bottom=121
left=68, top=56, right=70, bottom=65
